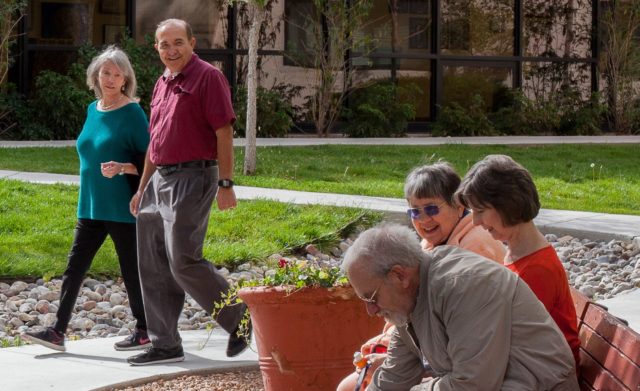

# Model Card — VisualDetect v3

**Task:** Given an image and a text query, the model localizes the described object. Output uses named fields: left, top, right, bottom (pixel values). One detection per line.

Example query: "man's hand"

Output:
left=216, top=187, right=237, bottom=210
left=130, top=191, right=142, bottom=216
left=365, top=353, right=387, bottom=373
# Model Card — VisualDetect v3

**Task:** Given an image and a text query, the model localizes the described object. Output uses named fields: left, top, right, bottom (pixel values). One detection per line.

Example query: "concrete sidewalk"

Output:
left=1, top=135, right=640, bottom=148
left=1, top=328, right=258, bottom=391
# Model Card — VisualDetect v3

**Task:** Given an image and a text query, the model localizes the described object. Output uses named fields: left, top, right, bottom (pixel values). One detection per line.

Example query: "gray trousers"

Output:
left=137, top=166, right=244, bottom=349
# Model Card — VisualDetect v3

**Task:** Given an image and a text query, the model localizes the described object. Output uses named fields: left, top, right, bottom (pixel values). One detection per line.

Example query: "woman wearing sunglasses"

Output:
left=337, top=162, right=506, bottom=391
left=455, top=154, right=580, bottom=369
left=404, top=162, right=506, bottom=260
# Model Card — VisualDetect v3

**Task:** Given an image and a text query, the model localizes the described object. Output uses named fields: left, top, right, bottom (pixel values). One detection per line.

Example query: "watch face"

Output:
left=219, top=179, right=233, bottom=188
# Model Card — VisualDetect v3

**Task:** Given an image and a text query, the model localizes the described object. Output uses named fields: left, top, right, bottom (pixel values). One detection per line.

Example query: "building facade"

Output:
left=11, top=0, right=599, bottom=131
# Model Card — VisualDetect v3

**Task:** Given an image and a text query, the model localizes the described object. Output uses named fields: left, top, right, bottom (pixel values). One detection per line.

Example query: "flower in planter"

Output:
left=257, top=257, right=349, bottom=289
left=209, top=256, right=349, bottom=349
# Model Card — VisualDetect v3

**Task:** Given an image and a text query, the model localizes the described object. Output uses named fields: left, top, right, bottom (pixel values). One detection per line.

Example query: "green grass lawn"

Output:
left=0, top=180, right=381, bottom=279
left=1, top=144, right=639, bottom=215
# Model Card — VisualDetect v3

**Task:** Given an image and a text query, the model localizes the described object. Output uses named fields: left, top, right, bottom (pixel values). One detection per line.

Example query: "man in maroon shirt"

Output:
left=127, top=18, right=248, bottom=366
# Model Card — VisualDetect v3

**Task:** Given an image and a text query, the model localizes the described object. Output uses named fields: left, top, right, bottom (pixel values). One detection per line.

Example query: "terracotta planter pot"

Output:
left=238, top=285, right=385, bottom=391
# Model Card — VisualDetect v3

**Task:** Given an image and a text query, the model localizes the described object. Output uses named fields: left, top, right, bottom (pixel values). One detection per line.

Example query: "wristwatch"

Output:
left=218, top=179, right=234, bottom=188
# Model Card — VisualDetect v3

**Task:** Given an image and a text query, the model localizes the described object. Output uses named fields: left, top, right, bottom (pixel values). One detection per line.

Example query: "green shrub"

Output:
left=342, top=82, right=418, bottom=137
left=29, top=71, right=93, bottom=139
left=491, top=90, right=558, bottom=135
left=431, top=94, right=496, bottom=136
left=0, top=84, right=26, bottom=140
left=234, top=83, right=301, bottom=137
left=557, top=91, right=604, bottom=136
left=491, top=89, right=604, bottom=135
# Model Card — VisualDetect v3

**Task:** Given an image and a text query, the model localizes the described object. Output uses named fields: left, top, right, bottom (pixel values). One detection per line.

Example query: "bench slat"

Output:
left=570, top=287, right=640, bottom=391
left=578, top=349, right=631, bottom=391
left=579, top=325, right=640, bottom=388
left=578, top=379, right=595, bottom=391
left=571, top=287, right=591, bottom=322
left=582, top=304, right=640, bottom=365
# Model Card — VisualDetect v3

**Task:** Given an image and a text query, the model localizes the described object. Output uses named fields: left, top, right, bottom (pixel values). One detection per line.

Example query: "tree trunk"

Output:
left=243, top=2, right=262, bottom=175
left=562, top=0, right=575, bottom=88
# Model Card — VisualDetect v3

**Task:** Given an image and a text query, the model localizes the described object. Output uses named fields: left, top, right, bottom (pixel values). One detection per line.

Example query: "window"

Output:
left=409, top=17, right=429, bottom=49
left=284, top=0, right=318, bottom=67
left=442, top=63, right=514, bottom=113
left=398, top=59, right=431, bottom=119
left=441, top=0, right=514, bottom=56
left=523, top=0, right=592, bottom=58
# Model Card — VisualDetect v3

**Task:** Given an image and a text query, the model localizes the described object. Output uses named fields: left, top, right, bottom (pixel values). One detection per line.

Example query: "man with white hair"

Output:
left=342, top=223, right=579, bottom=390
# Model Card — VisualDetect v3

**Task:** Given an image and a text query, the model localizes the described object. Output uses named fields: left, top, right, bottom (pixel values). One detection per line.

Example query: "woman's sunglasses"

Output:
left=406, top=204, right=442, bottom=219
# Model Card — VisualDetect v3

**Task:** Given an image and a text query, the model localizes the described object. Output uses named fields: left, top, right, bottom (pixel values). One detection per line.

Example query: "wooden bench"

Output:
left=570, top=287, right=640, bottom=390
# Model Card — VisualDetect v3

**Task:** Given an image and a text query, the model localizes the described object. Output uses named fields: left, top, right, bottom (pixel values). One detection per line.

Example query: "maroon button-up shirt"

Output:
left=148, top=54, right=236, bottom=165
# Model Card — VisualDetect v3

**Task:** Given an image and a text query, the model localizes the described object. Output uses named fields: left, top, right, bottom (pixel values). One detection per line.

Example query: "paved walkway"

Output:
left=2, top=136, right=639, bottom=389
left=0, top=329, right=258, bottom=391
left=1, top=135, right=640, bottom=148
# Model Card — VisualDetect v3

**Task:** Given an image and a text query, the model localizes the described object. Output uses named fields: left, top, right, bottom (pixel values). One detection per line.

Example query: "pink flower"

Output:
left=278, top=258, right=288, bottom=268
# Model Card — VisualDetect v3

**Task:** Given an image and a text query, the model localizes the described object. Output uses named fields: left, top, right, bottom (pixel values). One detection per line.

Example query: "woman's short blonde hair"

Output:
left=86, top=45, right=137, bottom=99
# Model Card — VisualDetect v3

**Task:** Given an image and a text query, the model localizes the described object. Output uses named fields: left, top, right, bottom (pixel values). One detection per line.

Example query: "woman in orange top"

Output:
left=455, top=154, right=580, bottom=368
left=337, top=162, right=506, bottom=391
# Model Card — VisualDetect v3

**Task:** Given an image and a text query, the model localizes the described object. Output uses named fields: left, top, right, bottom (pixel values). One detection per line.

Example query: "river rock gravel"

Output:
left=114, top=370, right=264, bottom=391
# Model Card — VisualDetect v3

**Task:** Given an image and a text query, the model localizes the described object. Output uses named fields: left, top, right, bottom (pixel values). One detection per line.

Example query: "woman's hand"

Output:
left=101, top=161, right=124, bottom=178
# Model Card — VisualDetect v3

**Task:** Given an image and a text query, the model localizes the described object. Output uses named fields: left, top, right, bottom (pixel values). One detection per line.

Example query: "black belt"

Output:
left=157, top=160, right=217, bottom=176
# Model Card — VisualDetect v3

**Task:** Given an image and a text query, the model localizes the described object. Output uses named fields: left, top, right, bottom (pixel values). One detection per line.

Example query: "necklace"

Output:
left=100, top=95, right=124, bottom=110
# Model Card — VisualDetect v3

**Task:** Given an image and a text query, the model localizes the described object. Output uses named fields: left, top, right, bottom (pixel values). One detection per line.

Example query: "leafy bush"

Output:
left=0, top=83, right=26, bottom=139
left=556, top=91, right=605, bottom=136
left=431, top=94, right=497, bottom=136
left=28, top=71, right=93, bottom=139
left=342, top=81, right=418, bottom=137
left=234, top=83, right=301, bottom=138
left=491, top=90, right=558, bottom=135
left=492, top=89, right=604, bottom=136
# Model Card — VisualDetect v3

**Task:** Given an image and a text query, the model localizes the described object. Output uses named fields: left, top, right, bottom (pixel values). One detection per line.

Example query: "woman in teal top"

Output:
left=24, top=46, right=150, bottom=352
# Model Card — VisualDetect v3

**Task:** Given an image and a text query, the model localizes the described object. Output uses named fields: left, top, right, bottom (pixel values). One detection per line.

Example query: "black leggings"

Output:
left=54, top=219, right=146, bottom=333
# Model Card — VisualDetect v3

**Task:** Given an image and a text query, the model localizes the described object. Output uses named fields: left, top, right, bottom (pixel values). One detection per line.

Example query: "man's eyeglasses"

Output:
left=406, top=204, right=443, bottom=220
left=358, top=282, right=382, bottom=305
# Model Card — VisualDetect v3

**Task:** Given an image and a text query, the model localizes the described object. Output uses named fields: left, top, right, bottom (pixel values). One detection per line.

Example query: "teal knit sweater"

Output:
left=76, top=101, right=149, bottom=223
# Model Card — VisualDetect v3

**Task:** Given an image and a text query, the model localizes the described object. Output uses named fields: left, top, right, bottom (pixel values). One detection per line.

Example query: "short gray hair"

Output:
left=86, top=45, right=137, bottom=99
left=343, top=223, right=425, bottom=278
left=404, top=162, right=461, bottom=205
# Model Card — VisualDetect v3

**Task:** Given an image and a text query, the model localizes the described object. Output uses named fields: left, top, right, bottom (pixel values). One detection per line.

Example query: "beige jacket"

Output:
left=368, top=246, right=578, bottom=391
